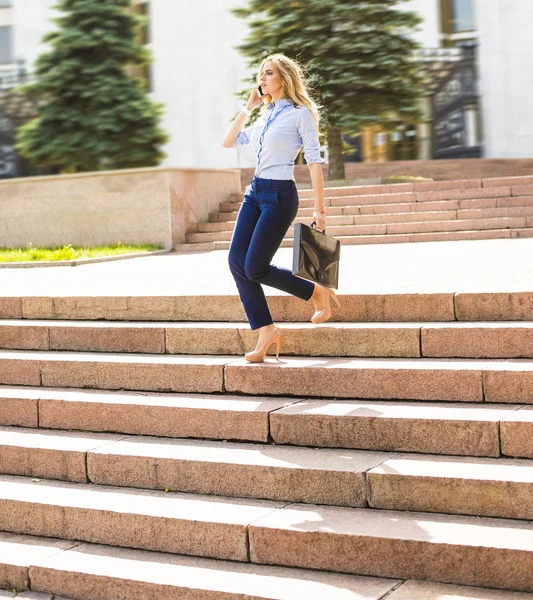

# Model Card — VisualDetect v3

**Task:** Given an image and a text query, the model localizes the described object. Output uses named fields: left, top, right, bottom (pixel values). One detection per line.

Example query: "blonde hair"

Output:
left=256, top=54, right=322, bottom=128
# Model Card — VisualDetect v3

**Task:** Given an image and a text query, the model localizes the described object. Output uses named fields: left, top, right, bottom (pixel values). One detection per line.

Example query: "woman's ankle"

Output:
left=256, top=323, right=276, bottom=334
left=312, top=283, right=323, bottom=301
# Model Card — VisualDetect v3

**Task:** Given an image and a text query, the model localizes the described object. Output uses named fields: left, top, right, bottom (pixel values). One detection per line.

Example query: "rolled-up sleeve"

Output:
left=298, top=108, right=325, bottom=165
left=233, top=123, right=254, bottom=149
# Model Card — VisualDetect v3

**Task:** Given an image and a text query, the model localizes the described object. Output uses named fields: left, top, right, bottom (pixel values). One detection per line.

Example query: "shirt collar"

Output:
left=267, top=98, right=293, bottom=110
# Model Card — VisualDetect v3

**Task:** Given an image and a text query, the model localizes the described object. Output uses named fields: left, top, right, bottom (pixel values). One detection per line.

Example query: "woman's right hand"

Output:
left=246, top=85, right=263, bottom=111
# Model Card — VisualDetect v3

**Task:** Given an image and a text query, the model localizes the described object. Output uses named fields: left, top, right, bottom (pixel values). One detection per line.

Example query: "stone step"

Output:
left=232, top=177, right=517, bottom=203
left=204, top=204, right=533, bottom=233
left=386, top=581, right=533, bottom=600
left=383, top=215, right=531, bottom=236
left=187, top=215, right=533, bottom=244
left=3, top=291, right=532, bottom=323
left=175, top=240, right=217, bottom=252
left=186, top=222, right=377, bottom=243
left=0, top=385, right=292, bottom=442
left=332, top=227, right=533, bottom=246
left=0, top=531, right=75, bottom=594
left=297, top=181, right=532, bottom=202
left=0, top=474, right=282, bottom=562
left=350, top=194, right=533, bottom=215
left=292, top=179, right=481, bottom=199
left=0, top=349, right=232, bottom=394
left=0, top=426, right=125, bottom=483
left=0, top=591, right=71, bottom=599
left=13, top=538, right=401, bottom=600
left=201, top=213, right=359, bottom=232
left=177, top=225, right=533, bottom=251
left=6, top=538, right=533, bottom=600
left=0, top=533, right=384, bottom=600
left=1, top=349, right=533, bottom=402
left=220, top=185, right=514, bottom=213
left=202, top=205, right=533, bottom=233
left=223, top=355, right=533, bottom=403
left=367, top=453, right=533, bottom=519
left=0, top=426, right=392, bottom=506
left=0, top=385, right=530, bottom=458
left=4, top=536, right=533, bottom=600
left=292, top=175, right=533, bottom=199
left=248, top=503, right=533, bottom=592
left=270, top=399, right=525, bottom=458
left=212, top=195, right=533, bottom=222
left=221, top=192, right=414, bottom=213
left=3, top=475, right=533, bottom=591
left=2, top=320, right=533, bottom=359
left=4, top=425, right=533, bottom=518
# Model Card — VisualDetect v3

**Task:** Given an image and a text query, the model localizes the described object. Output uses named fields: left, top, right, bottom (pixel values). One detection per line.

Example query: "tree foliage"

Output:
left=16, top=0, right=168, bottom=173
left=231, top=0, right=425, bottom=178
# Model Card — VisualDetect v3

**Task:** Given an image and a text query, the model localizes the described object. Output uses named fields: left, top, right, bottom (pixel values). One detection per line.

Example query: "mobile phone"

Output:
left=258, top=85, right=264, bottom=96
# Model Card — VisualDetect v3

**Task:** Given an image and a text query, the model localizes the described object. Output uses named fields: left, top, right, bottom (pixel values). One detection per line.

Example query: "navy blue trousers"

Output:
left=228, top=176, right=315, bottom=330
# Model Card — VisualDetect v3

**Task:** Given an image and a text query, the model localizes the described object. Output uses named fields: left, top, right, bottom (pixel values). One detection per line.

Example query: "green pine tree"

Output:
left=16, top=0, right=168, bottom=173
left=231, top=0, right=424, bottom=180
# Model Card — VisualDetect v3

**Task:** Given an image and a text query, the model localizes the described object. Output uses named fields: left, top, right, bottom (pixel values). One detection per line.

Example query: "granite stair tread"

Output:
left=0, top=384, right=294, bottom=441
left=2, top=319, right=533, bottom=358
left=202, top=205, right=533, bottom=233
left=213, top=195, right=533, bottom=221
left=248, top=501, right=533, bottom=591
left=0, top=531, right=401, bottom=600
left=0, top=350, right=532, bottom=401
left=177, top=226, right=533, bottom=251
left=3, top=532, right=533, bottom=600
left=2, top=426, right=533, bottom=517
left=1, top=474, right=533, bottom=591
left=186, top=215, right=533, bottom=244
left=0, top=426, right=393, bottom=506
left=3, top=290, right=533, bottom=323
left=0, top=473, right=284, bottom=561
left=0, top=385, right=530, bottom=456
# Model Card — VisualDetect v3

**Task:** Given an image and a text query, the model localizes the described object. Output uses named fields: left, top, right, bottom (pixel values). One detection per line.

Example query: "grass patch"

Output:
left=382, top=175, right=434, bottom=183
left=0, top=242, right=165, bottom=263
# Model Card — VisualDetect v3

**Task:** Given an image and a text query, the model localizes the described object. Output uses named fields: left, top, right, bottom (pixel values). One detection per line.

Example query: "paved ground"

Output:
left=1, top=237, right=533, bottom=297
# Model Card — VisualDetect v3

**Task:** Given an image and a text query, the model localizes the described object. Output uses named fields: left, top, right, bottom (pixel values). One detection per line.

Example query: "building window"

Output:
left=138, top=1, right=151, bottom=46
left=442, top=0, right=475, bottom=35
left=0, top=27, right=12, bottom=64
left=126, top=2, right=153, bottom=92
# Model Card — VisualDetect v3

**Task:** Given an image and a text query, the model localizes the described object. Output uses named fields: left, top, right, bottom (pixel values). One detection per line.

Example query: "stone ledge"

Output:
left=0, top=166, right=242, bottom=187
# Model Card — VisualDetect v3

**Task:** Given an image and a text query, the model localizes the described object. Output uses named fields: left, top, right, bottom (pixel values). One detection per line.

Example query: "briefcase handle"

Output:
left=310, top=221, right=326, bottom=234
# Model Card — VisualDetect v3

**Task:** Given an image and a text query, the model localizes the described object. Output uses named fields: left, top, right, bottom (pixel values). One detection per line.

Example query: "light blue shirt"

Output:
left=233, top=98, right=325, bottom=181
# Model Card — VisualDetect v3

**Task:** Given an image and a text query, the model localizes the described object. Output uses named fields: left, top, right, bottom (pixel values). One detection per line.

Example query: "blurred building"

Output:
left=8, top=0, right=251, bottom=176
left=360, top=0, right=533, bottom=163
left=2, top=0, right=533, bottom=177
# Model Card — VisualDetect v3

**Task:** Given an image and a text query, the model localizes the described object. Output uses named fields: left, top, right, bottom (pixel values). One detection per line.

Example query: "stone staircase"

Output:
left=176, top=175, right=533, bottom=252
left=0, top=292, right=533, bottom=598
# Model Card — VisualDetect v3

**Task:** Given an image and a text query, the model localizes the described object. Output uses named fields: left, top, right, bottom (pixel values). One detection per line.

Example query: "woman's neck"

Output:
left=271, top=94, right=287, bottom=105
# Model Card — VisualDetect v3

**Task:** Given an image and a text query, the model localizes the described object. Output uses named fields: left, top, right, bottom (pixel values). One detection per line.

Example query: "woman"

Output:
left=222, top=53, right=339, bottom=363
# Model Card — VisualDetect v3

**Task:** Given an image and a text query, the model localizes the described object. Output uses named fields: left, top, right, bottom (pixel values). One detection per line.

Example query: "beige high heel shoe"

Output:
left=311, top=285, right=341, bottom=325
left=245, top=326, right=283, bottom=363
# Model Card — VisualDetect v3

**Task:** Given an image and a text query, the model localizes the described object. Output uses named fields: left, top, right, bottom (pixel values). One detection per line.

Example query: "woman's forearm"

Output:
left=308, top=162, right=325, bottom=210
left=221, top=103, right=255, bottom=148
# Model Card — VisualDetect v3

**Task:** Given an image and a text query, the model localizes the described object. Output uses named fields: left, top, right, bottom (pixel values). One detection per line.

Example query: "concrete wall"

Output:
left=150, top=0, right=255, bottom=171
left=401, top=0, right=440, bottom=48
left=13, top=0, right=56, bottom=69
left=476, top=0, right=533, bottom=158
left=0, top=167, right=241, bottom=248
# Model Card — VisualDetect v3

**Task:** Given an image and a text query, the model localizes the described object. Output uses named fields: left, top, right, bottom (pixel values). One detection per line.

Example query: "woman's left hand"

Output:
left=313, top=209, right=326, bottom=232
